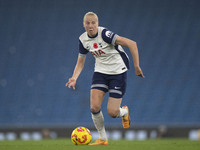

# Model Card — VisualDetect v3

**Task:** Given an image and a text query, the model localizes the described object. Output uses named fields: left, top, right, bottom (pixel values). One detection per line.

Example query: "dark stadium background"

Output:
left=0, top=0, right=200, bottom=140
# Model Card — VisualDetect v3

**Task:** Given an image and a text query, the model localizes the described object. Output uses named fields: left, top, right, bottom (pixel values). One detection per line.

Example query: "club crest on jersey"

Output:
left=90, top=50, right=105, bottom=57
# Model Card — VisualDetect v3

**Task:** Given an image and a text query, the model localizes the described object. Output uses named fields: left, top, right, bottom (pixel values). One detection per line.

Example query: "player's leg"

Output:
left=90, top=89, right=105, bottom=113
left=107, top=97, right=130, bottom=128
left=107, top=71, right=130, bottom=128
left=90, top=89, right=108, bottom=145
left=107, top=97, right=123, bottom=117
left=90, top=72, right=108, bottom=114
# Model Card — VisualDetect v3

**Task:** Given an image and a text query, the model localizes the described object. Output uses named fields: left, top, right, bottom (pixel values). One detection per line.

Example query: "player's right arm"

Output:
left=66, top=55, right=86, bottom=90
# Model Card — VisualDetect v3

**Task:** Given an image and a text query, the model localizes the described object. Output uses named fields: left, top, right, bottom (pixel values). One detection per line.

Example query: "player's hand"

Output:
left=66, top=77, right=76, bottom=90
left=134, top=66, right=145, bottom=78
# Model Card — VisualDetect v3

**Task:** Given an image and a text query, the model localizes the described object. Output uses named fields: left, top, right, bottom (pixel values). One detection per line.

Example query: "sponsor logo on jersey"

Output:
left=90, top=50, right=105, bottom=57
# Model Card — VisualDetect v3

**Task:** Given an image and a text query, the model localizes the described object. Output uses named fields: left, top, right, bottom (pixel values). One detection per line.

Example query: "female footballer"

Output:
left=66, top=12, right=144, bottom=145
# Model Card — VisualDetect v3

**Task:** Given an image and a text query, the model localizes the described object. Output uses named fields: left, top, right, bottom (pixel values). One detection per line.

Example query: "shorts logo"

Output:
left=105, top=31, right=113, bottom=38
left=114, top=86, right=121, bottom=89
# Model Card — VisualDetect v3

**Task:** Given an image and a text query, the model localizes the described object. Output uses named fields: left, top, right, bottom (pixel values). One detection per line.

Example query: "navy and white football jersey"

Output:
left=79, top=27, right=129, bottom=75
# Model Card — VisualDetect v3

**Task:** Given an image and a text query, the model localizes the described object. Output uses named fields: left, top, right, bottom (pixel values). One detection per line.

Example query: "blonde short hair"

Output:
left=83, top=12, right=99, bottom=22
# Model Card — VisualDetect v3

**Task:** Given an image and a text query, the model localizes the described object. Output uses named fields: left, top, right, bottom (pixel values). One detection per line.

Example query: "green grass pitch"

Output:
left=0, top=138, right=200, bottom=150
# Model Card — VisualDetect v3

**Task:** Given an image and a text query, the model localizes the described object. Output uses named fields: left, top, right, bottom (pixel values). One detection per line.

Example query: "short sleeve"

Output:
left=79, top=40, right=89, bottom=55
left=102, top=28, right=117, bottom=45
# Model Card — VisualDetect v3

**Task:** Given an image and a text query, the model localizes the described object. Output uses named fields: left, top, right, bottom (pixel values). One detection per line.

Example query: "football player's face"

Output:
left=83, top=15, right=98, bottom=37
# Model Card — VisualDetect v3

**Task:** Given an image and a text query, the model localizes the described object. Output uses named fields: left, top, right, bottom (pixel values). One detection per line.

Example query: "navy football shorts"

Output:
left=91, top=72, right=127, bottom=98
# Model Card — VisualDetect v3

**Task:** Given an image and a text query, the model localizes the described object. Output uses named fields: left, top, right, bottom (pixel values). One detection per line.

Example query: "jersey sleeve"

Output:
left=102, top=28, right=117, bottom=45
left=79, top=40, right=88, bottom=57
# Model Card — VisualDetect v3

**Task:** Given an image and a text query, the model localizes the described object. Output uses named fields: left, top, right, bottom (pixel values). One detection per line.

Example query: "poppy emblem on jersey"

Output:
left=93, top=43, right=98, bottom=49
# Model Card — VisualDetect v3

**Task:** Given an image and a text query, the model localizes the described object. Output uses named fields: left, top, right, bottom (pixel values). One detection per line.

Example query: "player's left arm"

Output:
left=115, top=36, right=145, bottom=78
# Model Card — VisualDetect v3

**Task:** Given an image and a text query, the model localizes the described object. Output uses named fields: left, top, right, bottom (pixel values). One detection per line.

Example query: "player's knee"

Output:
left=107, top=108, right=119, bottom=118
left=90, top=106, right=101, bottom=114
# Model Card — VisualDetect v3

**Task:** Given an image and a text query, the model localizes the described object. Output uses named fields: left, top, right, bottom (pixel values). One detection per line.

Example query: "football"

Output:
left=71, top=127, right=92, bottom=145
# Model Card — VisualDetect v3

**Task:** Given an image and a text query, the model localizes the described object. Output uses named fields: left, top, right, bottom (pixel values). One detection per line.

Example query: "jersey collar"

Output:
left=88, top=32, right=98, bottom=38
